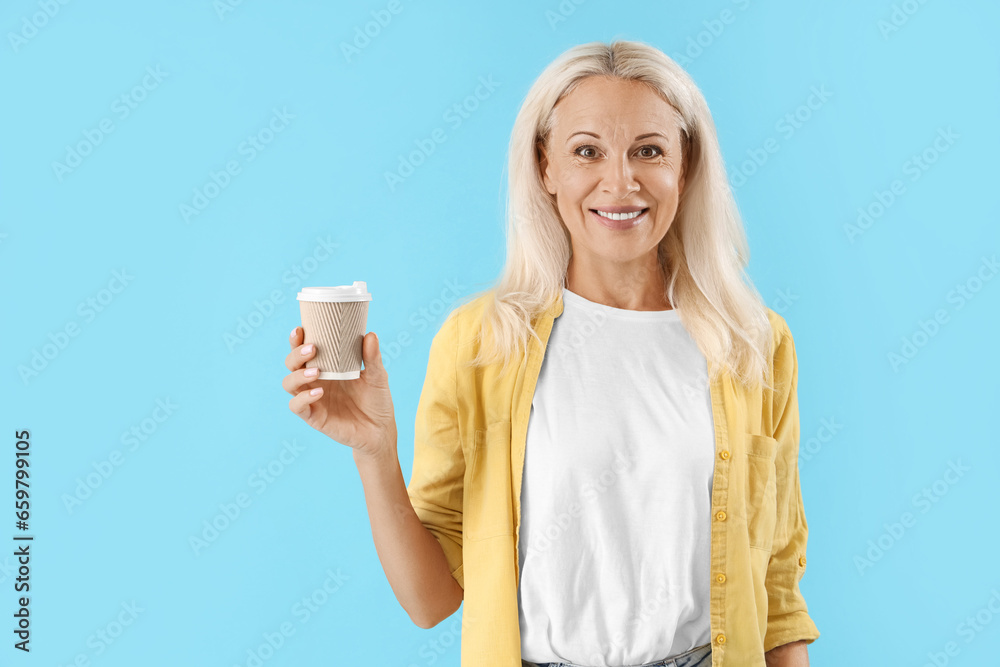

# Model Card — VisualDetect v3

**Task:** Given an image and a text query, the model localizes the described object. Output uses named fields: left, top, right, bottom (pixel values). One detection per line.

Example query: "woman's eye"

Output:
left=574, top=145, right=662, bottom=159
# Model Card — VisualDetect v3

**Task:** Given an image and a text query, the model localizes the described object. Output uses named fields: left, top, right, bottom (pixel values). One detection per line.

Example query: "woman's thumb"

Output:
left=362, top=332, right=387, bottom=379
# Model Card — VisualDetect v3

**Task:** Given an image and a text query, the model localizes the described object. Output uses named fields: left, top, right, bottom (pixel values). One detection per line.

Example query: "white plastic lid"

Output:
left=296, top=282, right=372, bottom=302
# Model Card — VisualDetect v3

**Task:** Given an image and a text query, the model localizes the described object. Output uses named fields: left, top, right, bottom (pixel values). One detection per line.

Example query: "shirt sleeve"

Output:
left=405, top=311, right=465, bottom=590
left=763, top=319, right=821, bottom=652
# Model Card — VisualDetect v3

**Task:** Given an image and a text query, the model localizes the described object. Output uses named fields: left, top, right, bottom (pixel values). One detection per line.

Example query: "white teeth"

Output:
left=595, top=209, right=644, bottom=221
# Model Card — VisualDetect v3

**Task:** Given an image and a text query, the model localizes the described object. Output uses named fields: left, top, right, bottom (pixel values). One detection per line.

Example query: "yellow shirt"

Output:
left=406, top=290, right=820, bottom=666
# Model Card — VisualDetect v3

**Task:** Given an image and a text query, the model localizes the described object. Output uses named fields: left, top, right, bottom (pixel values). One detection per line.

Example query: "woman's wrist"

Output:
left=352, top=431, right=398, bottom=468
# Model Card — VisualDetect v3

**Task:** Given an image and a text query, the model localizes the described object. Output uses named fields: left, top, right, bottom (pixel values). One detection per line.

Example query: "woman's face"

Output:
left=539, top=76, right=686, bottom=266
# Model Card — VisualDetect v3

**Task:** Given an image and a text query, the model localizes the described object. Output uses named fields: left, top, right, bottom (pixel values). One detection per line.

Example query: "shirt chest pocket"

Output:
left=744, top=433, right=778, bottom=552
left=464, top=420, right=514, bottom=542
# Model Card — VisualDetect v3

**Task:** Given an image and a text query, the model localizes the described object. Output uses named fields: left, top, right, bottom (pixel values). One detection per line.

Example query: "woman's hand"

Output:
left=283, top=327, right=397, bottom=460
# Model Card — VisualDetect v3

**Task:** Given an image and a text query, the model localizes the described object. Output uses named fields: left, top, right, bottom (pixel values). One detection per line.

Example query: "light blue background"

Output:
left=2, top=1, right=998, bottom=665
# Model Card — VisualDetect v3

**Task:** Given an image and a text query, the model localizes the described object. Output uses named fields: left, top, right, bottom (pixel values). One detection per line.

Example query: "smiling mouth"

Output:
left=590, top=208, right=649, bottom=222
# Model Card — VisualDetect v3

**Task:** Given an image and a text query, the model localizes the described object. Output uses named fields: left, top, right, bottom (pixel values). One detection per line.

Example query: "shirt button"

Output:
left=719, top=450, right=730, bottom=460
left=716, top=634, right=726, bottom=645
left=716, top=573, right=726, bottom=583
left=799, top=556, right=807, bottom=567
left=715, top=510, right=727, bottom=522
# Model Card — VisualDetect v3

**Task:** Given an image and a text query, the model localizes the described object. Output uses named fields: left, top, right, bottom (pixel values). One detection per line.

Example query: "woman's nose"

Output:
left=600, top=155, right=640, bottom=197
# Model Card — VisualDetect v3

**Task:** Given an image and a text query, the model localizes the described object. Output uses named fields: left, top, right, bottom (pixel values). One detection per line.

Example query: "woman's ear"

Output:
left=677, top=131, right=690, bottom=197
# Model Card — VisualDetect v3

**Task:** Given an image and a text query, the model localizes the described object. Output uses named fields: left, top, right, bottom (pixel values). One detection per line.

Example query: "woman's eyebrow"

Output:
left=567, top=131, right=670, bottom=142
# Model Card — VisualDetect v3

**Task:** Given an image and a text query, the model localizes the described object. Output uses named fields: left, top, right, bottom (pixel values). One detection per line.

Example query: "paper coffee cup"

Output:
left=296, top=282, right=372, bottom=380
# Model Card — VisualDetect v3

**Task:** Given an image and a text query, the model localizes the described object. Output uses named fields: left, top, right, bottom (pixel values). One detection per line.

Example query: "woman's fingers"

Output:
left=286, top=328, right=324, bottom=418
left=282, top=367, right=320, bottom=395
left=288, top=385, right=324, bottom=418
left=285, top=341, right=316, bottom=372
left=285, top=328, right=324, bottom=418
left=285, top=328, right=327, bottom=421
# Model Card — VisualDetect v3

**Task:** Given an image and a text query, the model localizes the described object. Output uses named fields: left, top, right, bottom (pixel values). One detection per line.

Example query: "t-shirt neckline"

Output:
left=562, top=287, right=681, bottom=321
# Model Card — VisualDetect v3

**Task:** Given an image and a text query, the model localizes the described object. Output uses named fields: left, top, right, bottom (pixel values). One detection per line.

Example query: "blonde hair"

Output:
left=453, top=39, right=774, bottom=391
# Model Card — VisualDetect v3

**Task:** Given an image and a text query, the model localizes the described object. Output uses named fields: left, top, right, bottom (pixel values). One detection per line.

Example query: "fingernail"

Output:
left=290, top=327, right=297, bottom=339
left=310, top=387, right=323, bottom=396
left=301, top=344, right=313, bottom=355
left=304, top=368, right=318, bottom=377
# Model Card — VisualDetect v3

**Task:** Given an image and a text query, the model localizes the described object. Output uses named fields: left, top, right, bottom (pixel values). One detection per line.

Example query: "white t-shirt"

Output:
left=517, top=287, right=716, bottom=667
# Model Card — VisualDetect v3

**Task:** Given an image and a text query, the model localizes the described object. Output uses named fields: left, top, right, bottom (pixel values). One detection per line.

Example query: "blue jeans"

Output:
left=521, top=641, right=712, bottom=667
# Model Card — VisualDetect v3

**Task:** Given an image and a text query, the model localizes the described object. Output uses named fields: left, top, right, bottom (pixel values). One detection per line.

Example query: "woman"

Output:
left=283, top=40, right=819, bottom=667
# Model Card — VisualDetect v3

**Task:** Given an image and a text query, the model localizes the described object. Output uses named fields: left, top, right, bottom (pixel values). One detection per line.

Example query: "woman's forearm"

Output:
left=765, top=639, right=810, bottom=667
left=352, top=442, right=463, bottom=629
